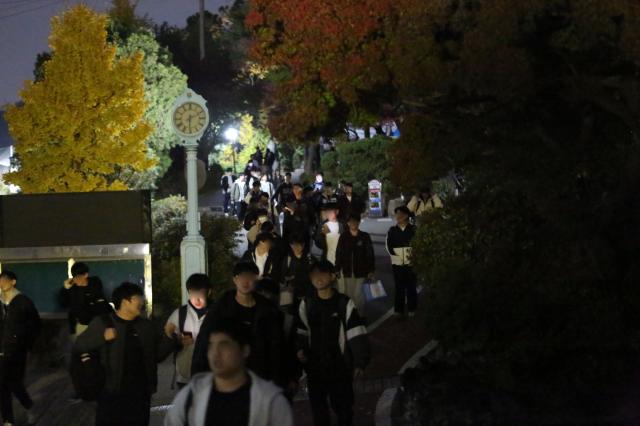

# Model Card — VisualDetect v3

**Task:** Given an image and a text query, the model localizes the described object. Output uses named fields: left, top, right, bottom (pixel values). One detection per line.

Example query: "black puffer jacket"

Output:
left=0, top=292, right=41, bottom=357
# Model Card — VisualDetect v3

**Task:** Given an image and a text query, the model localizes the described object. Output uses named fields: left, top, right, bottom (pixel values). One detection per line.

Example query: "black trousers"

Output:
left=392, top=265, right=418, bottom=314
left=0, top=352, right=32, bottom=424
left=307, top=378, right=354, bottom=426
left=223, top=192, right=232, bottom=213
left=96, top=389, right=150, bottom=426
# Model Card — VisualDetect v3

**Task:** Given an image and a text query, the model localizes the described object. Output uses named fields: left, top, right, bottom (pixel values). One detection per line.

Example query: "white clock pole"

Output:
left=171, top=89, right=210, bottom=304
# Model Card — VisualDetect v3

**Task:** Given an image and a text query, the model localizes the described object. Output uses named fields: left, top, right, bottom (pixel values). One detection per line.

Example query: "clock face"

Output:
left=173, top=102, right=207, bottom=135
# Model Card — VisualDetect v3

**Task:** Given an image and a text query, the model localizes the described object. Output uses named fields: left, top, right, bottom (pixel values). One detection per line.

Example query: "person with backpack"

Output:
left=191, top=262, right=284, bottom=387
left=0, top=271, right=41, bottom=426
left=386, top=206, right=419, bottom=318
left=165, top=319, right=293, bottom=426
left=220, top=168, right=236, bottom=215
left=407, top=185, right=443, bottom=218
left=164, top=274, right=212, bottom=389
left=60, top=262, right=111, bottom=340
left=297, top=260, right=371, bottom=426
left=74, top=283, right=175, bottom=426
left=334, top=213, right=376, bottom=316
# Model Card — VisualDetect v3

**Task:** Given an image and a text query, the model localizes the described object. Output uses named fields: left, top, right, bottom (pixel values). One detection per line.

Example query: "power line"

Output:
left=0, top=0, right=57, bottom=12
left=0, top=0, right=51, bottom=5
left=0, top=0, right=63, bottom=19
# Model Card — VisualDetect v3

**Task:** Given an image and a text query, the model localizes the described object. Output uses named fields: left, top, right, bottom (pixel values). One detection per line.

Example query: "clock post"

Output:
left=170, top=89, right=210, bottom=304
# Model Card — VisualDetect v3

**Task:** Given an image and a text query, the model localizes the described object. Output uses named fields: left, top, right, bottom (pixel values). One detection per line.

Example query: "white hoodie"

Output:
left=164, top=370, right=293, bottom=426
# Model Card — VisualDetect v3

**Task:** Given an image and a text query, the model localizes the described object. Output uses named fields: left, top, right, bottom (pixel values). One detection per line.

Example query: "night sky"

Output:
left=0, top=0, right=232, bottom=106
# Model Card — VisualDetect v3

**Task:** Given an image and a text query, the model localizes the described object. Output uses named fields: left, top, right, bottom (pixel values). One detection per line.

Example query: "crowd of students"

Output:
left=0, top=166, right=443, bottom=426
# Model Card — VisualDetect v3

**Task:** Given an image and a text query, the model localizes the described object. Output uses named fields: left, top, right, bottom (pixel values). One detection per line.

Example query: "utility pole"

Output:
left=199, top=0, right=205, bottom=61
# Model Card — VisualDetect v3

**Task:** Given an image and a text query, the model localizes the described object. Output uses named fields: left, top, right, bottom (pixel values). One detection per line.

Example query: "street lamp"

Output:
left=224, top=127, right=239, bottom=174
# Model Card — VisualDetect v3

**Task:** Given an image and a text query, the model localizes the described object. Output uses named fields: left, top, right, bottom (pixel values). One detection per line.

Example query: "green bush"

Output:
left=411, top=184, right=640, bottom=413
left=321, top=136, right=397, bottom=199
left=151, top=196, right=240, bottom=316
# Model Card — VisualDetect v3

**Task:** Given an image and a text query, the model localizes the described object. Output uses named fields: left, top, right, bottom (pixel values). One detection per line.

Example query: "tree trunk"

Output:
left=304, top=142, right=320, bottom=176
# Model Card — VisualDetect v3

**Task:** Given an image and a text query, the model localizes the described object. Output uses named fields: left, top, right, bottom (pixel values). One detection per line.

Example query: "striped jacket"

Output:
left=296, top=292, right=371, bottom=374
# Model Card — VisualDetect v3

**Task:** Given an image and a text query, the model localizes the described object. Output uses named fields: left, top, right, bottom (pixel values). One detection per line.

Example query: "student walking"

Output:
left=191, top=262, right=284, bottom=386
left=74, top=283, right=174, bottom=426
left=297, top=260, right=371, bottom=426
left=386, top=206, right=418, bottom=317
left=165, top=319, right=293, bottom=426
left=241, top=232, right=282, bottom=282
left=221, top=169, right=236, bottom=215
left=164, top=274, right=212, bottom=389
left=334, top=213, right=375, bottom=315
left=0, top=271, right=41, bottom=426
left=59, top=262, right=111, bottom=339
left=314, top=197, right=344, bottom=265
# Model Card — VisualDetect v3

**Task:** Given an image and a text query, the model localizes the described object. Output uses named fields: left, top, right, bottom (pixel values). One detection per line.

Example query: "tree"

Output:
left=214, top=114, right=270, bottom=172
left=5, top=4, right=153, bottom=193
left=246, top=0, right=395, bottom=142
left=114, top=31, right=188, bottom=189
left=391, top=0, right=640, bottom=417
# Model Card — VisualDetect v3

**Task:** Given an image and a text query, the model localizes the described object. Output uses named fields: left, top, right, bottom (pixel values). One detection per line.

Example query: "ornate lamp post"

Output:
left=170, top=89, right=209, bottom=303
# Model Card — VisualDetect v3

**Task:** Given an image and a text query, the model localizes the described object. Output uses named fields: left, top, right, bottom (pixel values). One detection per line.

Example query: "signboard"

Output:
left=368, top=180, right=383, bottom=218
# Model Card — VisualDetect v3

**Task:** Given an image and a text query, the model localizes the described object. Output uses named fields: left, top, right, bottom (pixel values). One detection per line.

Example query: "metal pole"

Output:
left=185, top=142, right=199, bottom=236
left=199, top=0, right=205, bottom=61
left=232, top=147, right=237, bottom=174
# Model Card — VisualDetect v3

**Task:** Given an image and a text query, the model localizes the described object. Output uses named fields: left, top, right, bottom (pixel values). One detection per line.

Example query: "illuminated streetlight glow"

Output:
left=224, top=127, right=239, bottom=142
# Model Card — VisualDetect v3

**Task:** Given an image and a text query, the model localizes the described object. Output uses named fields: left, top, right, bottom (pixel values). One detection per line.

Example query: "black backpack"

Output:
left=69, top=314, right=114, bottom=401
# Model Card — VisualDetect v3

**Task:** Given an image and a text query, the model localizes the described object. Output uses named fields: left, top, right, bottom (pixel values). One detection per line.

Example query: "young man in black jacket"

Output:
left=281, top=233, right=316, bottom=306
left=386, top=206, right=418, bottom=317
left=337, top=182, right=366, bottom=224
left=191, top=262, right=285, bottom=387
left=282, top=194, right=311, bottom=251
left=60, top=262, right=111, bottom=339
left=335, top=213, right=376, bottom=315
left=74, top=283, right=175, bottom=426
left=272, top=172, right=293, bottom=212
left=0, top=271, right=41, bottom=426
left=242, top=232, right=282, bottom=283
left=297, top=260, right=371, bottom=426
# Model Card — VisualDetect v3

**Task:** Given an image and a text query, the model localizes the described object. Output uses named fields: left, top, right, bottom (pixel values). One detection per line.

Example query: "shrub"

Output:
left=411, top=186, right=640, bottom=414
left=321, top=136, right=397, bottom=199
left=151, top=196, right=240, bottom=316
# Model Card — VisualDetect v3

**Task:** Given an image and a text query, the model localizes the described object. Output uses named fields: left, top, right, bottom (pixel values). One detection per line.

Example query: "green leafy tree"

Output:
left=114, top=31, right=188, bottom=188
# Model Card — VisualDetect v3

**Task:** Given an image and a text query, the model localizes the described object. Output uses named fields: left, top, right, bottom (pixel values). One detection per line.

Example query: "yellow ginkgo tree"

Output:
left=4, top=4, right=154, bottom=193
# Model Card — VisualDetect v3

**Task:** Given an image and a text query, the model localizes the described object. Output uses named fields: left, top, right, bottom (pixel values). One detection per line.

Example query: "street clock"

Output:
left=171, top=90, right=209, bottom=140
